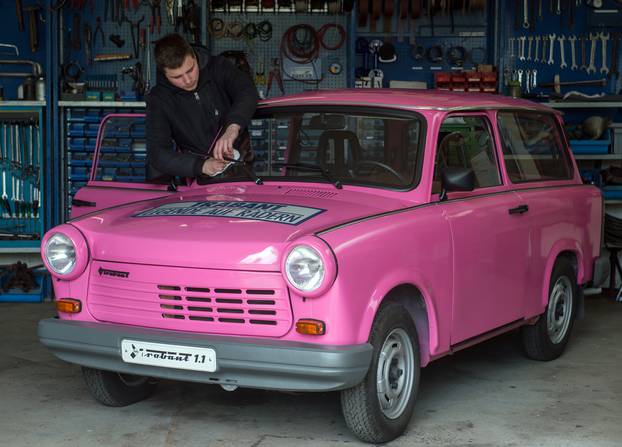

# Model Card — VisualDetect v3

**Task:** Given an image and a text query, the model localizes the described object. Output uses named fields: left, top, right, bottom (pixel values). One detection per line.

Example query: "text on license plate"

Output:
left=121, top=340, right=216, bottom=372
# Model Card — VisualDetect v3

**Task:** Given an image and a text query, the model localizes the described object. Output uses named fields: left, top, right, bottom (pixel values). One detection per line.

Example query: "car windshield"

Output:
left=229, top=107, right=424, bottom=189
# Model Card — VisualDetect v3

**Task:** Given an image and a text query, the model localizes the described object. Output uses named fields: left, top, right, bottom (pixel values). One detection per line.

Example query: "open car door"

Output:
left=70, top=113, right=185, bottom=219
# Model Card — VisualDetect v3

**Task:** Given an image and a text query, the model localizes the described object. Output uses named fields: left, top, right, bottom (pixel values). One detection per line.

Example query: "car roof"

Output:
left=259, top=89, right=560, bottom=114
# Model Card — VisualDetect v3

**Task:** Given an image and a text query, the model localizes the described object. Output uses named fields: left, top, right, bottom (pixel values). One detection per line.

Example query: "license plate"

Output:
left=121, top=340, right=216, bottom=372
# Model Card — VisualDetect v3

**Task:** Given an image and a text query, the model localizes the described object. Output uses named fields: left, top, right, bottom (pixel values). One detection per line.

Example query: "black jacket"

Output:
left=146, top=47, right=259, bottom=179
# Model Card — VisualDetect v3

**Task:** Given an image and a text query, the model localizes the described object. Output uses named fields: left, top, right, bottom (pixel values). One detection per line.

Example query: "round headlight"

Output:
left=44, top=233, right=77, bottom=275
left=285, top=245, right=325, bottom=292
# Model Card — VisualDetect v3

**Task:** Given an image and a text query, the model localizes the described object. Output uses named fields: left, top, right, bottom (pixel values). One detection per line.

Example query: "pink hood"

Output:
left=70, top=184, right=415, bottom=271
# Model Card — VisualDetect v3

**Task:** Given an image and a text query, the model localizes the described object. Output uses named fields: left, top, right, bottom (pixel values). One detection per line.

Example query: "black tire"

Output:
left=341, top=302, right=420, bottom=444
left=81, top=367, right=158, bottom=407
left=522, top=257, right=577, bottom=361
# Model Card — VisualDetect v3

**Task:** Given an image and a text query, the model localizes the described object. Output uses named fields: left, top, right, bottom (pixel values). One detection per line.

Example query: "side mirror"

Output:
left=439, top=167, right=475, bottom=201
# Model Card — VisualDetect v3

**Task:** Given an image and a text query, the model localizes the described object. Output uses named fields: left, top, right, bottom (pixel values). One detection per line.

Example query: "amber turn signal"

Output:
left=56, top=298, right=82, bottom=313
left=295, top=319, right=326, bottom=335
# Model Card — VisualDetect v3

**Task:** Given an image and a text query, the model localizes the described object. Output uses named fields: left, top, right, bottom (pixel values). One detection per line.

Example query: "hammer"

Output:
left=24, top=5, right=40, bottom=52
left=538, top=74, right=607, bottom=94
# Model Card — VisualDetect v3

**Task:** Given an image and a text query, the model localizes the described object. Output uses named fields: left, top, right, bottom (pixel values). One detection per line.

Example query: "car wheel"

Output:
left=341, top=302, right=420, bottom=443
left=82, top=367, right=157, bottom=407
left=522, top=257, right=577, bottom=361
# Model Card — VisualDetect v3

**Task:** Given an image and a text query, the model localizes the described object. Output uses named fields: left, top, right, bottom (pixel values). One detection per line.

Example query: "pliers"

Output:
left=142, top=0, right=162, bottom=34
left=94, top=16, right=105, bottom=47
left=266, top=58, right=284, bottom=96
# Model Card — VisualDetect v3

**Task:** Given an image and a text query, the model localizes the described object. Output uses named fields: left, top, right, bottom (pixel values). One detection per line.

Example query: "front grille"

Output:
left=88, top=262, right=292, bottom=337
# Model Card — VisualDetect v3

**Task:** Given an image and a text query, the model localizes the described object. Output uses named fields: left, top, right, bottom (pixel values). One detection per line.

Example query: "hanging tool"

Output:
left=94, top=17, right=105, bottom=47
left=84, top=23, right=93, bottom=65
left=123, top=15, right=144, bottom=59
left=266, top=58, right=284, bottom=96
left=1, top=172, right=10, bottom=218
left=144, top=0, right=162, bottom=34
left=165, top=0, right=174, bottom=24
left=609, top=33, right=620, bottom=79
left=25, top=5, right=41, bottom=52
left=538, top=74, right=607, bottom=94
left=71, top=13, right=81, bottom=50
left=121, top=61, right=145, bottom=97
left=16, top=0, right=24, bottom=32
left=599, top=32, right=610, bottom=75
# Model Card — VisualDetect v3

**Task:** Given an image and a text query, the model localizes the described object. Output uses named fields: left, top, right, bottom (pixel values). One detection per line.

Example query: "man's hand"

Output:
left=212, top=124, right=240, bottom=160
left=201, top=157, right=229, bottom=176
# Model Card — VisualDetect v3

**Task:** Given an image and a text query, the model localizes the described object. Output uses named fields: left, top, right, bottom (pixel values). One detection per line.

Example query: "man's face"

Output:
left=163, top=54, right=199, bottom=91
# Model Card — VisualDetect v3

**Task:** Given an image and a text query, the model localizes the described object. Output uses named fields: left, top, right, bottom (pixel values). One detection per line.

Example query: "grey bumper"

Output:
left=38, top=318, right=372, bottom=392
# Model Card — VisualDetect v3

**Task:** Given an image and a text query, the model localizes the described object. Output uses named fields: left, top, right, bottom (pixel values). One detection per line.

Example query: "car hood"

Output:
left=70, top=184, right=415, bottom=271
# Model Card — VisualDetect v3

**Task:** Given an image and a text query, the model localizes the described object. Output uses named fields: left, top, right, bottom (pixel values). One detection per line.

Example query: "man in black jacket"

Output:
left=146, top=33, right=258, bottom=179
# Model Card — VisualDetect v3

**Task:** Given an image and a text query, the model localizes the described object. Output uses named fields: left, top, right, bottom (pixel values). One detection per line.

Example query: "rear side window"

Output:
left=497, top=112, right=573, bottom=183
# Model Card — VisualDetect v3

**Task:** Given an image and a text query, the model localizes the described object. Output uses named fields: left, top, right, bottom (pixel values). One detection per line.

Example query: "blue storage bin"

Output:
left=602, top=185, right=622, bottom=199
left=0, top=271, right=45, bottom=303
left=570, top=130, right=611, bottom=154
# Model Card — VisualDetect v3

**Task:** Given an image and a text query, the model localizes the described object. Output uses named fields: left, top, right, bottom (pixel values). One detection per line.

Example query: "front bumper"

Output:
left=38, top=318, right=372, bottom=392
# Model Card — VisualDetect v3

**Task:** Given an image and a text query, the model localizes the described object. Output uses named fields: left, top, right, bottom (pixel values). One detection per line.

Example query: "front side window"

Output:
left=432, top=115, right=501, bottom=194
left=497, top=111, right=573, bottom=183
left=242, top=108, right=424, bottom=189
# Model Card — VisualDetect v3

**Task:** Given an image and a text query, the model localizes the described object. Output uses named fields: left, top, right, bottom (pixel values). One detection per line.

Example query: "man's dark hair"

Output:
left=154, top=33, right=194, bottom=72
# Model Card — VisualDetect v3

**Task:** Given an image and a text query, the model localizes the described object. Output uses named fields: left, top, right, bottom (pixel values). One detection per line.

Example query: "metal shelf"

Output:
left=58, top=101, right=146, bottom=108
left=544, top=102, right=622, bottom=109
left=574, top=154, right=622, bottom=160
left=0, top=101, right=46, bottom=107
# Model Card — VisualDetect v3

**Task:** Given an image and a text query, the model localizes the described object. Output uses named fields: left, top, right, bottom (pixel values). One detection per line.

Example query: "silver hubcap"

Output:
left=376, top=328, right=415, bottom=419
left=547, top=275, right=573, bottom=344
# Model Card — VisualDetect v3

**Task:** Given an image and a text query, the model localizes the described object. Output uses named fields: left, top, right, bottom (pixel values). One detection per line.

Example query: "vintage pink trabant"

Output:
left=39, top=90, right=607, bottom=443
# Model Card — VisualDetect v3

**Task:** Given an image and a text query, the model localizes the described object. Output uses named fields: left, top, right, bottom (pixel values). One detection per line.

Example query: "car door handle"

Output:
left=508, top=204, right=529, bottom=215
left=72, top=199, right=97, bottom=207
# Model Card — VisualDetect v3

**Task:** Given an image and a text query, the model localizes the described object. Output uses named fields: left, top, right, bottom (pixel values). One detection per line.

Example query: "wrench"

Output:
left=527, top=36, right=534, bottom=61
left=558, top=35, right=567, bottom=69
left=509, top=37, right=516, bottom=58
left=568, top=35, right=577, bottom=70
left=519, top=36, right=527, bottom=61
left=600, top=32, right=610, bottom=75
left=523, top=0, right=530, bottom=28
left=580, top=36, right=587, bottom=70
left=534, top=36, right=541, bottom=62
left=587, top=33, right=598, bottom=74
left=556, top=0, right=561, bottom=14
left=532, top=69, right=538, bottom=90
left=525, top=70, right=532, bottom=93
left=548, top=34, right=556, bottom=65
left=518, top=69, right=524, bottom=87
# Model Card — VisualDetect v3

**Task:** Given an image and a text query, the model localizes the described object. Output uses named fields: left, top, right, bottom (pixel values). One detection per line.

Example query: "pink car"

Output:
left=39, top=90, right=607, bottom=443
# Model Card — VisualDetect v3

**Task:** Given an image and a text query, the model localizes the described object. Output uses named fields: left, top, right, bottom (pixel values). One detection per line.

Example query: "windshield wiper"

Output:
left=272, top=163, right=342, bottom=189
left=223, top=156, right=264, bottom=185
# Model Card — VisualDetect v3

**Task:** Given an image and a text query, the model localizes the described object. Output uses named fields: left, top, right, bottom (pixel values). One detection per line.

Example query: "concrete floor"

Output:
left=1, top=297, right=620, bottom=447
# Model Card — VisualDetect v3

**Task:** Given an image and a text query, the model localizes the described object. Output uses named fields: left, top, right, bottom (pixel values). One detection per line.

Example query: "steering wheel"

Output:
left=354, top=160, right=407, bottom=184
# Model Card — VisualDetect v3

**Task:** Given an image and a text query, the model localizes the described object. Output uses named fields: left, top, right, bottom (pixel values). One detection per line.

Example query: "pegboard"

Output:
left=497, top=0, right=622, bottom=98
left=61, top=1, right=204, bottom=99
left=354, top=4, right=489, bottom=88
left=208, top=13, right=349, bottom=97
